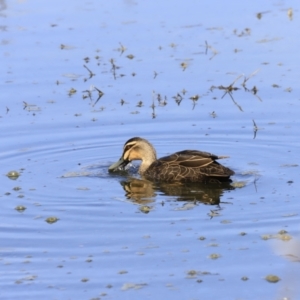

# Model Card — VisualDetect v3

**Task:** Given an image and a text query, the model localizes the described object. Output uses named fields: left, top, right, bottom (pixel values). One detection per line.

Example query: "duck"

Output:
left=108, top=137, right=234, bottom=183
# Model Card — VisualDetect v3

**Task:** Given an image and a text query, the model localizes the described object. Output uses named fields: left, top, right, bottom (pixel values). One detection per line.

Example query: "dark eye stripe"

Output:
left=124, top=143, right=135, bottom=152
left=122, top=145, right=132, bottom=157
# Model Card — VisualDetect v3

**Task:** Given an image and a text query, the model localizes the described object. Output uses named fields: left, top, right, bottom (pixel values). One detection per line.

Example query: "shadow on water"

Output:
left=120, top=177, right=235, bottom=206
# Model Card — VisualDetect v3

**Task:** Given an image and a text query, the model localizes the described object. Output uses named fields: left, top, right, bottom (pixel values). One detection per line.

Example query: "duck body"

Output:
left=109, top=137, right=234, bottom=184
left=144, top=150, right=234, bottom=183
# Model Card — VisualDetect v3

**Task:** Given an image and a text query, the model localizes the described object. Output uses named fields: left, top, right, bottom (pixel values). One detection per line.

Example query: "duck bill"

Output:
left=108, top=157, right=130, bottom=172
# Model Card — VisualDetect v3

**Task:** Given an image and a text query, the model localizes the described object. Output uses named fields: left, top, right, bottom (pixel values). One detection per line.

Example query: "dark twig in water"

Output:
left=83, top=64, right=95, bottom=81
left=248, top=87, right=262, bottom=102
left=82, top=89, right=93, bottom=100
left=241, top=69, right=259, bottom=88
left=156, top=93, right=162, bottom=104
left=205, top=40, right=218, bottom=60
left=173, top=93, right=183, bottom=106
left=256, top=11, right=271, bottom=20
left=241, top=69, right=263, bottom=102
left=208, top=208, right=221, bottom=219
left=210, top=70, right=262, bottom=112
left=219, top=75, right=241, bottom=98
left=118, top=42, right=127, bottom=55
left=109, top=58, right=120, bottom=80
left=253, top=175, right=259, bottom=192
left=189, top=95, right=199, bottom=110
left=252, top=119, right=264, bottom=139
left=82, top=87, right=104, bottom=107
left=252, top=119, right=258, bottom=139
left=93, top=87, right=104, bottom=107
left=159, top=96, right=167, bottom=107
left=210, top=75, right=243, bottom=111
left=227, top=92, right=243, bottom=112
left=151, top=91, right=157, bottom=119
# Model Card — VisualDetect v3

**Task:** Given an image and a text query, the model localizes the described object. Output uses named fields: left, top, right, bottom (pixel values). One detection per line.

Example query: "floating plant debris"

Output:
left=6, top=171, right=20, bottom=180
left=139, top=205, right=152, bottom=214
left=15, top=205, right=26, bottom=212
left=265, top=275, right=280, bottom=283
left=209, top=253, right=221, bottom=259
left=45, top=217, right=59, bottom=224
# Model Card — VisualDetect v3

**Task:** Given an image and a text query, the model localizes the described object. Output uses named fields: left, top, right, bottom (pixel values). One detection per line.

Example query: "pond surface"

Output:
left=1, top=0, right=300, bottom=299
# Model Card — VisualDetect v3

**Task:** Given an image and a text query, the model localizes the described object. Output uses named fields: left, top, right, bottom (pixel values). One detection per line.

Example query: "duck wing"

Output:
left=145, top=150, right=234, bottom=182
left=159, top=150, right=227, bottom=167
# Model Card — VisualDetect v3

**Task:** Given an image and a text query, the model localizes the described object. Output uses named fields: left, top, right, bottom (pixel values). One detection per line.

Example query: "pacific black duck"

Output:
left=108, top=137, right=234, bottom=183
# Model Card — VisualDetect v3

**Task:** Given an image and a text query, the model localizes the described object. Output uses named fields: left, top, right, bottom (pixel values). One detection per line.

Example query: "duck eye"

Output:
left=124, top=145, right=133, bottom=152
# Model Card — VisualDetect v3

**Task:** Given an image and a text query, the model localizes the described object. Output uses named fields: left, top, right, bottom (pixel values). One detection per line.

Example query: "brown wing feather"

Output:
left=158, top=150, right=222, bottom=168
left=144, top=150, right=234, bottom=183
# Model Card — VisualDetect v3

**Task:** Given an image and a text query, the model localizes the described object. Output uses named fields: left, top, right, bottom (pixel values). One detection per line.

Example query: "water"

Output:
left=1, top=0, right=300, bottom=299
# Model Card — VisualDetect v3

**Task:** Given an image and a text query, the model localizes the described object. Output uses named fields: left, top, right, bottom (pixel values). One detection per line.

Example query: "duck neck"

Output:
left=138, top=145, right=157, bottom=174
left=139, top=159, right=154, bottom=174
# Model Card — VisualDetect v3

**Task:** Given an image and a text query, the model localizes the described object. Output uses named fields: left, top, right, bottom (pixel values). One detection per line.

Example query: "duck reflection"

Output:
left=120, top=177, right=234, bottom=206
left=121, top=178, right=156, bottom=204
